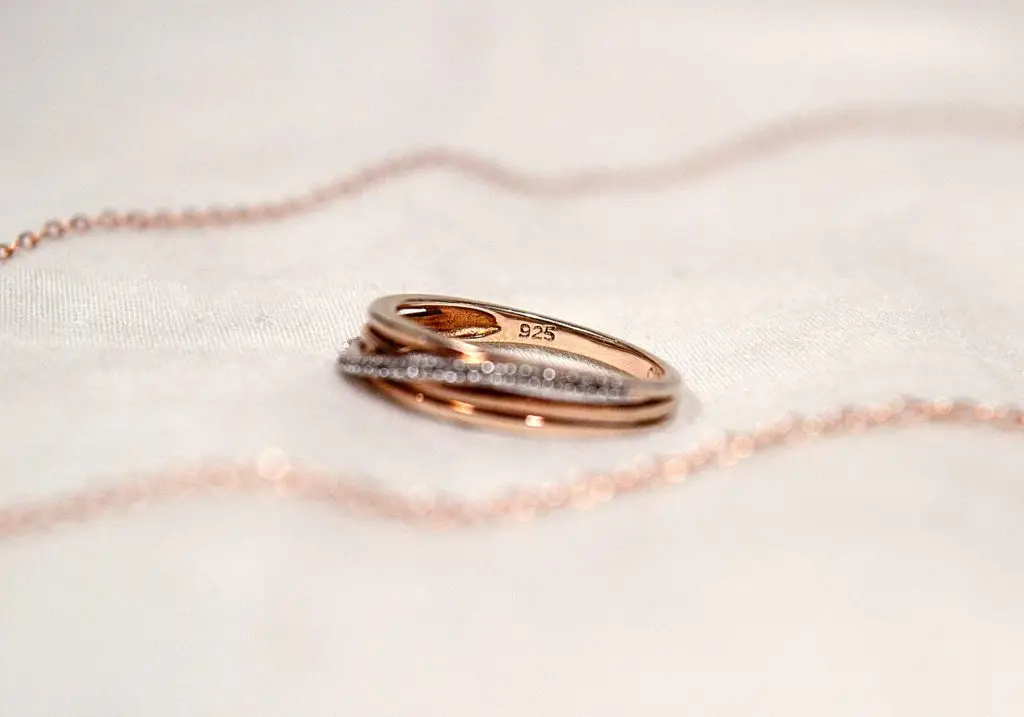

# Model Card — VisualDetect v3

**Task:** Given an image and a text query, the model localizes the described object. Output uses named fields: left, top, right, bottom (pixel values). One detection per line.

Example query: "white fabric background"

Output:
left=3, top=1, right=1024, bottom=714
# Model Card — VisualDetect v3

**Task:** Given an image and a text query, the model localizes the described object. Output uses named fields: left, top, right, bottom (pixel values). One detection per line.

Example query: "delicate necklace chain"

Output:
left=1, top=397, right=1020, bottom=538
left=5, top=103, right=1023, bottom=264
left=3, top=103, right=1024, bottom=540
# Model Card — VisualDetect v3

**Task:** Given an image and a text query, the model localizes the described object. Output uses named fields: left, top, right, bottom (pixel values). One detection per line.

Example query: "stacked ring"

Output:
left=337, top=294, right=683, bottom=436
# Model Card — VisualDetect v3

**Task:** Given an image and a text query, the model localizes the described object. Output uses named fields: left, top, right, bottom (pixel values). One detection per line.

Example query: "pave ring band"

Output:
left=337, top=294, right=683, bottom=435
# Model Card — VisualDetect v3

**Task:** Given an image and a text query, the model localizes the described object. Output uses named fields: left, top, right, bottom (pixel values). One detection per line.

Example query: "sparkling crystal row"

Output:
left=337, top=340, right=631, bottom=404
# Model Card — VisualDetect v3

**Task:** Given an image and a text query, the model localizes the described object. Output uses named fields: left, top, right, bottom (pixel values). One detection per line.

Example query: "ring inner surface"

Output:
left=397, top=301, right=664, bottom=380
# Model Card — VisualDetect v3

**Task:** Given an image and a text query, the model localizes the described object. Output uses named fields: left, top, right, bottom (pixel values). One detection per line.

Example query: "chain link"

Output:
left=5, top=104, right=1023, bottom=264
left=0, top=396, right=1020, bottom=539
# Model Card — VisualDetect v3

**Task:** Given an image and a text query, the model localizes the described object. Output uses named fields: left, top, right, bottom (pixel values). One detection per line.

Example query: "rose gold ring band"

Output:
left=337, top=294, right=683, bottom=436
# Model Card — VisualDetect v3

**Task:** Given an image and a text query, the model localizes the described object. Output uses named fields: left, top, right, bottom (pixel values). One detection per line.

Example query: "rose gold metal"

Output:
left=346, top=294, right=682, bottom=434
left=4, top=103, right=1023, bottom=265
left=364, top=377, right=674, bottom=436
left=366, top=295, right=679, bottom=389
left=0, top=396, right=1021, bottom=539
left=3, top=103, right=1024, bottom=540
left=373, top=377, right=676, bottom=425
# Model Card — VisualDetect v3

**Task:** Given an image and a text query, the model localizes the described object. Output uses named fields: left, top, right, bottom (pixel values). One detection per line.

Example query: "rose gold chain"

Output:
left=3, top=103, right=1024, bottom=541
left=0, top=397, right=1020, bottom=539
left=4, top=103, right=1023, bottom=264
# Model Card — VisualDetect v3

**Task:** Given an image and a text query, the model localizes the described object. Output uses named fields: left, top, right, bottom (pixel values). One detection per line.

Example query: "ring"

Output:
left=337, top=294, right=683, bottom=435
